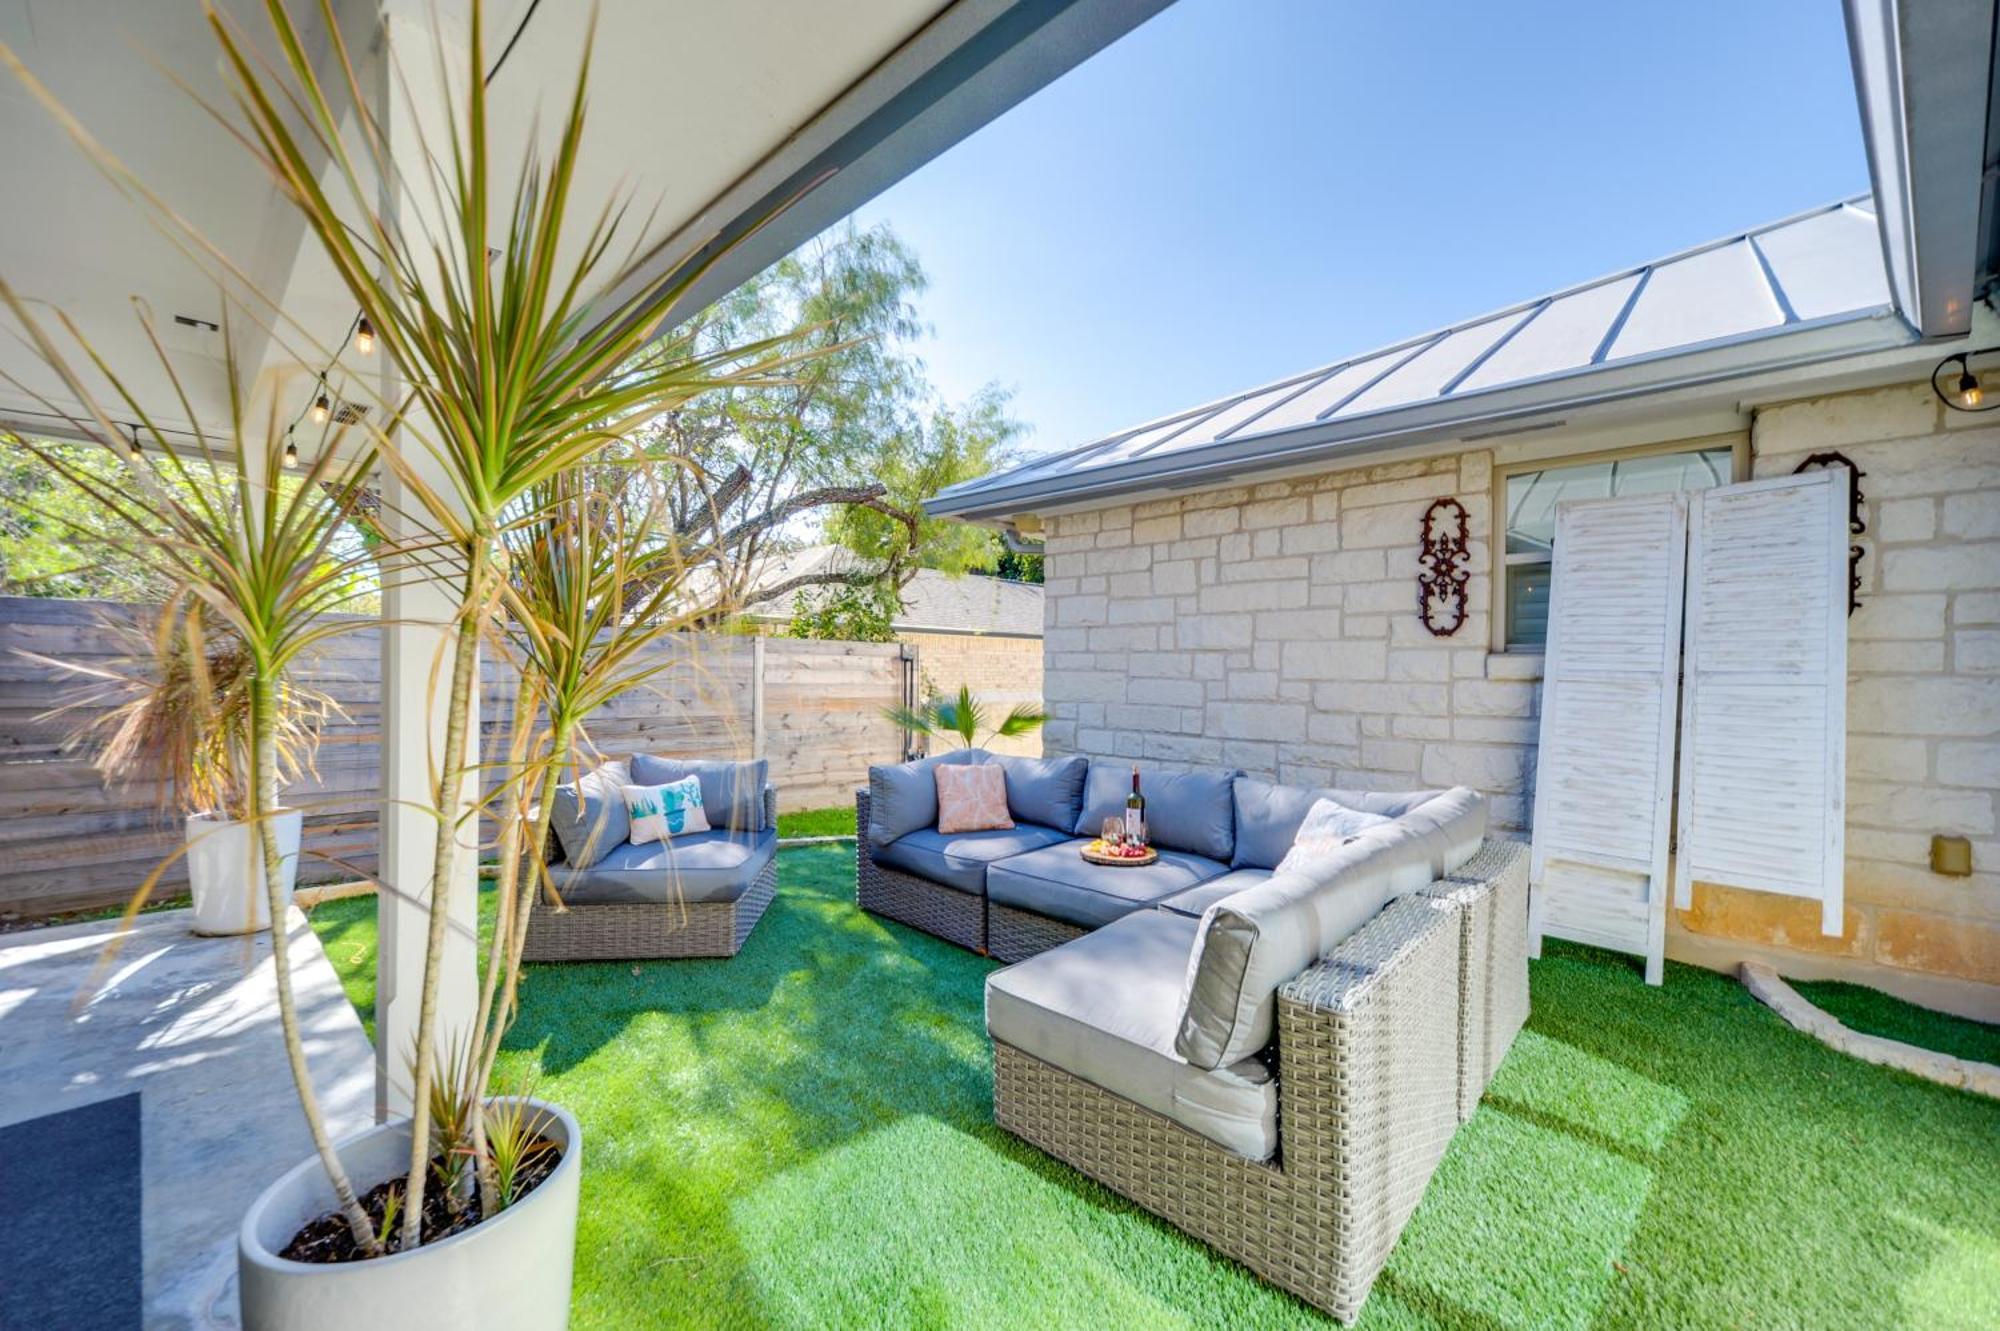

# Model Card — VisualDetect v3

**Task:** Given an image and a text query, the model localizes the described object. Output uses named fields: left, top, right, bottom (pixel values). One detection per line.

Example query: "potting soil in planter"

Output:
left=280, top=1139, right=562, bottom=1262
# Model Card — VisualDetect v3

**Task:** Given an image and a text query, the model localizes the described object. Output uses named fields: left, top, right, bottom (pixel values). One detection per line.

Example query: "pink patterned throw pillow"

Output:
left=934, top=762, right=1013, bottom=834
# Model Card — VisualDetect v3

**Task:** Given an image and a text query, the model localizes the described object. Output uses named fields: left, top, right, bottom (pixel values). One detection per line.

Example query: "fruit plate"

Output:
left=1079, top=840, right=1158, bottom=867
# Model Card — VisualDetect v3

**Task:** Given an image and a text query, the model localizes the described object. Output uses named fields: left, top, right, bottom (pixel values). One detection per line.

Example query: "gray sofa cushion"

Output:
left=865, top=749, right=984, bottom=847
left=1230, top=777, right=1447, bottom=869
left=1176, top=814, right=1452, bottom=1069
left=986, top=909, right=1277, bottom=1160
left=630, top=755, right=770, bottom=832
left=1155, top=868, right=1272, bottom=918
left=550, top=827, right=777, bottom=905
left=986, top=840, right=1228, bottom=929
left=872, top=823, right=1072, bottom=896
left=992, top=753, right=1090, bottom=833
left=548, top=760, right=631, bottom=870
left=1396, top=785, right=1488, bottom=877
left=1072, top=763, right=1239, bottom=862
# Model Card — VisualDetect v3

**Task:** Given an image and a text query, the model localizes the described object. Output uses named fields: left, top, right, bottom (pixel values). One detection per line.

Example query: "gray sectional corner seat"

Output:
left=854, top=753, right=1529, bottom=1324
left=525, top=758, right=779, bottom=961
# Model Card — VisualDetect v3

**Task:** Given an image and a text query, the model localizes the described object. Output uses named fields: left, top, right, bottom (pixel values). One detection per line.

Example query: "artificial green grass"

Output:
left=775, top=805, right=857, bottom=839
left=1792, top=978, right=2000, bottom=1066
left=309, top=848, right=2000, bottom=1329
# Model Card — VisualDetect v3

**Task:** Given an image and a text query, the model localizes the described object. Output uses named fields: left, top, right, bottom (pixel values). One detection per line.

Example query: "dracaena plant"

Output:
left=196, top=0, right=827, bottom=1247
left=0, top=287, right=388, bottom=1254
left=886, top=683, right=1048, bottom=750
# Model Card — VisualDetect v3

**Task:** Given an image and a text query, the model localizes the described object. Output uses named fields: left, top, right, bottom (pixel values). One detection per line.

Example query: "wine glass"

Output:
left=1101, top=816, right=1124, bottom=848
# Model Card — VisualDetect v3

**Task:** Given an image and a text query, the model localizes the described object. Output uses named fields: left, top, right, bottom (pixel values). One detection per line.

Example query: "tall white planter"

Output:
left=238, top=1098, right=581, bottom=1331
left=186, top=810, right=303, bottom=935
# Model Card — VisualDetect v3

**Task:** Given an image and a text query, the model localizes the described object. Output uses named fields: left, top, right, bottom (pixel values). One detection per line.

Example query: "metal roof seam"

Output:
left=1747, top=233, right=1802, bottom=324
left=1591, top=265, right=1654, bottom=364
left=1437, top=300, right=1549, bottom=397
left=1314, top=335, right=1444, bottom=421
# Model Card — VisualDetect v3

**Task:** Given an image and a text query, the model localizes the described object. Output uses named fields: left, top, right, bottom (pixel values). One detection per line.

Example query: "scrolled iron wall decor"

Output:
left=1792, top=450, right=1865, bottom=615
left=1416, top=497, right=1471, bottom=637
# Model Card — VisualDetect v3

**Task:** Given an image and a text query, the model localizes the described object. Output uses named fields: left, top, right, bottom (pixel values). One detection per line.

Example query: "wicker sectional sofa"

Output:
left=853, top=751, right=1529, bottom=1322
left=526, top=758, right=780, bottom=961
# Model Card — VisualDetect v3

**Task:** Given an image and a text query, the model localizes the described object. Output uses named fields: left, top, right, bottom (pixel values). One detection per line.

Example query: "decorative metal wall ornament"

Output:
left=1416, top=496, right=1471, bottom=637
left=1792, top=450, right=1866, bottom=615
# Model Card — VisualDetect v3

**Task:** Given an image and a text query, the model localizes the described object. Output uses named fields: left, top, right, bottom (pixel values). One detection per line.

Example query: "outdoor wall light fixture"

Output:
left=354, top=316, right=375, bottom=356
left=1933, top=350, right=1995, bottom=411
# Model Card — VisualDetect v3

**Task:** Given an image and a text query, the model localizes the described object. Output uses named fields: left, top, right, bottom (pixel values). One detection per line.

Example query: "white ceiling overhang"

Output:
left=0, top=0, right=1172, bottom=446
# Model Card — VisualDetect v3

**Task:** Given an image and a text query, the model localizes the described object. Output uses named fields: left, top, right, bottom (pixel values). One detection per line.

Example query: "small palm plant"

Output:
left=0, top=288, right=387, bottom=1255
left=886, top=683, right=1047, bottom=750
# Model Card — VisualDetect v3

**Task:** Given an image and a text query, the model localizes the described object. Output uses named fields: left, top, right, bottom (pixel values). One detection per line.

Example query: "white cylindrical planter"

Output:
left=186, top=810, right=303, bottom=936
left=238, top=1098, right=580, bottom=1331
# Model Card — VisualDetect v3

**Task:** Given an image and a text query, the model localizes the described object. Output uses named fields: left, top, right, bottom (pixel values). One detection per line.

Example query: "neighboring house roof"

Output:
left=929, top=196, right=1918, bottom=522
left=740, top=545, right=1043, bottom=637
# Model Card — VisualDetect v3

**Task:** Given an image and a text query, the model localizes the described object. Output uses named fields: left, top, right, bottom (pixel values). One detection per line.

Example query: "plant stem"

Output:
left=252, top=669, right=381, bottom=1256
left=399, top=547, right=488, bottom=1251
left=465, top=679, right=540, bottom=1218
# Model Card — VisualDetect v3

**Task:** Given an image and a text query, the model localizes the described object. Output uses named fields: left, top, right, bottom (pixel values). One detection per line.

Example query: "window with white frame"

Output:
left=1500, top=443, right=1739, bottom=651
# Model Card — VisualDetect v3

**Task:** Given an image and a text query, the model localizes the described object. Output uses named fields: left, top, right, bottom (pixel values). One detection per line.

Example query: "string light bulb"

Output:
left=283, top=434, right=299, bottom=469
left=354, top=316, right=374, bottom=356
left=311, top=391, right=331, bottom=426
left=1957, top=362, right=1983, bottom=409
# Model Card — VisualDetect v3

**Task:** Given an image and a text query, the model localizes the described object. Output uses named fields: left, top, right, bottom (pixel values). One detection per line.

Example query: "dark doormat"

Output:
left=0, top=1093, right=143, bottom=1331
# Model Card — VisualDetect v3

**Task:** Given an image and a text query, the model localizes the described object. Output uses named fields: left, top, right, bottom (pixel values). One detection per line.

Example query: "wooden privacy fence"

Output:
left=0, top=597, right=911, bottom=918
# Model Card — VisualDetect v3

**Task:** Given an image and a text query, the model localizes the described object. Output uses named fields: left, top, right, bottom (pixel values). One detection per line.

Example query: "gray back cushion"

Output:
left=1072, top=762, right=1239, bottom=862
left=1175, top=804, right=1478, bottom=1070
left=548, top=760, right=631, bottom=869
left=1230, top=777, right=1447, bottom=869
left=993, top=753, right=1089, bottom=831
left=630, top=755, right=770, bottom=832
left=865, top=749, right=983, bottom=846
left=1395, top=785, right=1488, bottom=876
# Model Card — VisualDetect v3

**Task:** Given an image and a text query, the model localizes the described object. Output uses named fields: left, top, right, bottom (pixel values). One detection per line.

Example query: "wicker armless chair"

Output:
left=992, top=840, right=1523, bottom=1325
left=523, top=786, right=780, bottom=962
left=853, top=788, right=989, bottom=952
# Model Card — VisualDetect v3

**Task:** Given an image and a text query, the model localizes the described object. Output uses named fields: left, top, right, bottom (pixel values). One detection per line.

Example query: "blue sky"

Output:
left=847, top=0, right=1868, bottom=458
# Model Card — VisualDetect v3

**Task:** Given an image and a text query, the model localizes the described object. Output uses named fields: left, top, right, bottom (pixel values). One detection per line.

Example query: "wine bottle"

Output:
left=1125, top=766, right=1145, bottom=845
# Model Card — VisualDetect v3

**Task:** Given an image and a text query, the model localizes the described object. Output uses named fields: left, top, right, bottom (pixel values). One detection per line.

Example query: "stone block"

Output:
left=1360, top=738, right=1422, bottom=774
left=1680, top=882, right=1869, bottom=958
left=1873, top=909, right=2000, bottom=985
left=1205, top=701, right=1308, bottom=741
left=1954, top=592, right=2000, bottom=626
left=1881, top=544, right=2000, bottom=592
left=1132, top=515, right=1181, bottom=545
left=1848, top=639, right=1946, bottom=673
left=1243, top=497, right=1310, bottom=529
left=1176, top=614, right=1254, bottom=649
left=1182, top=506, right=1239, bottom=538
left=1387, top=649, right=1452, bottom=682
left=1851, top=593, right=1947, bottom=641
left=1847, top=736, right=1931, bottom=784
left=1055, top=595, right=1108, bottom=627
left=1936, top=741, right=2000, bottom=791
left=1847, top=781, right=1995, bottom=835
left=1152, top=560, right=1198, bottom=595
left=1420, top=743, right=1530, bottom=792
left=1453, top=678, right=1538, bottom=717
left=1956, top=629, right=2000, bottom=673
left=1851, top=676, right=2000, bottom=736
left=1875, top=497, right=1937, bottom=543
left=1279, top=639, right=1388, bottom=681
left=1751, top=383, right=1936, bottom=455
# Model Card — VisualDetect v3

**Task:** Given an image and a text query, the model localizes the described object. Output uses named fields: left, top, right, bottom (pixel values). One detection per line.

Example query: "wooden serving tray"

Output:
left=1079, top=841, right=1158, bottom=867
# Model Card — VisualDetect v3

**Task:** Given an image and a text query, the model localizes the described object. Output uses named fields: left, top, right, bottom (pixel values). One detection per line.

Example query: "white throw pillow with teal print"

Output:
left=624, top=775, right=711, bottom=844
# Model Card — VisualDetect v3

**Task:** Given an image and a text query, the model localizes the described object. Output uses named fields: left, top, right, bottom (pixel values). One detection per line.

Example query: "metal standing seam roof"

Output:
left=930, top=196, right=1905, bottom=517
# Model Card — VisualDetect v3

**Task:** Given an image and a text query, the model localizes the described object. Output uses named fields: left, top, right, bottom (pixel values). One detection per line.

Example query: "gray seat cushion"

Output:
left=992, top=753, right=1090, bottom=832
left=1155, top=867, right=1272, bottom=917
left=872, top=823, right=1072, bottom=896
left=548, top=760, right=632, bottom=870
left=986, top=909, right=1277, bottom=1160
left=630, top=755, right=770, bottom=832
left=986, top=840, right=1229, bottom=929
left=1230, top=777, right=1448, bottom=870
left=866, top=750, right=984, bottom=846
left=551, top=827, right=777, bottom=905
left=1072, top=763, right=1240, bottom=862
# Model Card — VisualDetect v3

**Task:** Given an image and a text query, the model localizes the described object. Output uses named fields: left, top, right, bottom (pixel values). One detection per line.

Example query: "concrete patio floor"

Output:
left=0, top=908, right=374, bottom=1329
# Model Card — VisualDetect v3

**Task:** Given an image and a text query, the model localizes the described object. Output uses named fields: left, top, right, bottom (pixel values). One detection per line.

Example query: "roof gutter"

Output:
left=928, top=308, right=1916, bottom=521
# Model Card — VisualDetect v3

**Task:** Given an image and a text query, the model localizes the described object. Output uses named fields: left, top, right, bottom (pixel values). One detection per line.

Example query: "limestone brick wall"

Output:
left=905, top=630, right=1044, bottom=758
left=1038, top=379, right=1999, bottom=999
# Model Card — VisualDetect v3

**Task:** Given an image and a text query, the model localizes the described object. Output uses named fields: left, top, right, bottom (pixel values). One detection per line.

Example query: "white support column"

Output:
left=373, top=3, right=478, bottom=1120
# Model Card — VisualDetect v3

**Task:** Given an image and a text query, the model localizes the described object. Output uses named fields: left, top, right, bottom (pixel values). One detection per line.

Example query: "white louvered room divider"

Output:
left=1528, top=468, right=1851, bottom=984
left=1673, top=468, right=1850, bottom=936
left=1529, top=491, right=1688, bottom=986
